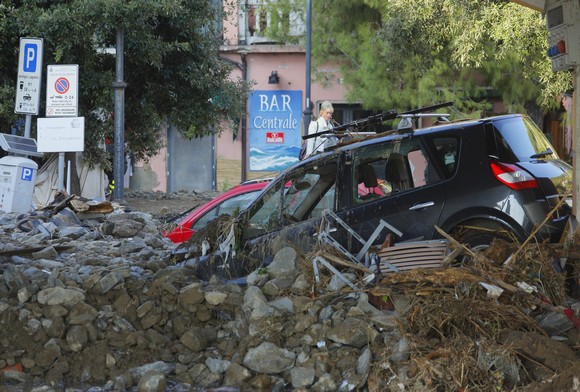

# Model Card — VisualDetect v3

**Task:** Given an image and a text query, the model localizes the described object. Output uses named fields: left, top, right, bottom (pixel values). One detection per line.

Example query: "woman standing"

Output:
left=304, top=101, right=335, bottom=158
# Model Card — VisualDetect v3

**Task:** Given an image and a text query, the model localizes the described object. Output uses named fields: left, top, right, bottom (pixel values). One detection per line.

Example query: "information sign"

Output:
left=15, top=38, right=43, bottom=115
left=46, top=64, right=79, bottom=117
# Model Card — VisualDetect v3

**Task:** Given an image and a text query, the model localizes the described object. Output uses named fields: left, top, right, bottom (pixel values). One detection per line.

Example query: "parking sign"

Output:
left=15, top=37, right=43, bottom=115
left=46, top=64, right=79, bottom=117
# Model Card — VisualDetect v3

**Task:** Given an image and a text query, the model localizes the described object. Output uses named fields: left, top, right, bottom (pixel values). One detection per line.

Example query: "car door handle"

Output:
left=408, top=201, right=435, bottom=211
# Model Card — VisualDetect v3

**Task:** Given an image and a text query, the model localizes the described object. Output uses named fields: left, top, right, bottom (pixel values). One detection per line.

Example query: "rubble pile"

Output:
left=0, top=200, right=580, bottom=391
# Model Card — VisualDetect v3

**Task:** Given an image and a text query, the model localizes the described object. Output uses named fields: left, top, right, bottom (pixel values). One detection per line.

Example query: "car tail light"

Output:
left=490, top=161, right=539, bottom=190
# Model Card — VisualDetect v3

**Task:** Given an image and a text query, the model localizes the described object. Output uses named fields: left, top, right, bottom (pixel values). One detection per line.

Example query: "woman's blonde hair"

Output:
left=320, top=101, right=334, bottom=114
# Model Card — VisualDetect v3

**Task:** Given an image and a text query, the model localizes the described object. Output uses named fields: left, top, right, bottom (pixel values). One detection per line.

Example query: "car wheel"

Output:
left=451, top=221, right=516, bottom=263
left=460, top=229, right=511, bottom=252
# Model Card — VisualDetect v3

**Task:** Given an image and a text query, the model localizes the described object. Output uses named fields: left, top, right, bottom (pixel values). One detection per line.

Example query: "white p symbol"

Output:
left=21, top=168, right=33, bottom=181
left=23, top=43, right=37, bottom=72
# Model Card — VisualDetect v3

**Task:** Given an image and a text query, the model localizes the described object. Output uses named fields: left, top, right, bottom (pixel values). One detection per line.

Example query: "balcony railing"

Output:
left=237, top=0, right=304, bottom=45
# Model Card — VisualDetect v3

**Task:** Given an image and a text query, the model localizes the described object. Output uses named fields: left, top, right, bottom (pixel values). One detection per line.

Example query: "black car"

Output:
left=183, top=111, right=572, bottom=278
left=238, top=115, right=572, bottom=258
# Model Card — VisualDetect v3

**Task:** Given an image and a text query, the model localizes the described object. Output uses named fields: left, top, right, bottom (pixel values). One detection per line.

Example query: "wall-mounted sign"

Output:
left=249, top=90, right=302, bottom=171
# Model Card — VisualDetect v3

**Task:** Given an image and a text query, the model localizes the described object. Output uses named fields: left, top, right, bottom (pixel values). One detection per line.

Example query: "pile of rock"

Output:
left=0, top=205, right=580, bottom=392
left=0, top=207, right=409, bottom=391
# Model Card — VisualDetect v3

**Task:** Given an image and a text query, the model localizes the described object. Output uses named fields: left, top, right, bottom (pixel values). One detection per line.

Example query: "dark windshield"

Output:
left=489, top=116, right=558, bottom=162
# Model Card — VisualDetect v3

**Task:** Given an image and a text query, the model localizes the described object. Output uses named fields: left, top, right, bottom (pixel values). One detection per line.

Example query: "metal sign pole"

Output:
left=24, top=115, right=32, bottom=139
left=112, top=27, right=127, bottom=201
left=574, top=66, right=579, bottom=220
left=302, top=0, right=312, bottom=137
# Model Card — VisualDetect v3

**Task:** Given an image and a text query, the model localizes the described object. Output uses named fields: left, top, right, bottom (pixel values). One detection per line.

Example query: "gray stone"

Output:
left=178, top=283, right=205, bottom=308
left=31, top=246, right=59, bottom=260
left=99, top=271, right=125, bottom=294
left=100, top=217, right=145, bottom=238
left=66, top=325, right=88, bottom=352
left=244, top=285, right=268, bottom=309
left=129, top=361, right=176, bottom=381
left=243, top=342, right=296, bottom=374
left=357, top=346, right=372, bottom=375
left=267, top=247, right=300, bottom=279
left=327, top=318, right=371, bottom=348
left=290, top=366, right=316, bottom=388
left=390, top=338, right=409, bottom=362
left=223, top=362, right=252, bottom=386
left=204, top=290, right=228, bottom=305
left=37, top=287, right=85, bottom=307
left=205, top=357, right=231, bottom=373
left=311, top=373, right=337, bottom=392
left=180, top=327, right=217, bottom=352
left=137, top=371, right=167, bottom=392
left=268, top=297, right=294, bottom=314
left=67, top=302, right=98, bottom=324
left=58, top=226, right=88, bottom=239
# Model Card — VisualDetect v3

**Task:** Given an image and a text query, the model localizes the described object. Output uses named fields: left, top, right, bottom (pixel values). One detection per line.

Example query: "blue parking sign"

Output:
left=15, top=37, right=43, bottom=115
left=23, top=43, right=38, bottom=72
left=21, top=167, right=34, bottom=181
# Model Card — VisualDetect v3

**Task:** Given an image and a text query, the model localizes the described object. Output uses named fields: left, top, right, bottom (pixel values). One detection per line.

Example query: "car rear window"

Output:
left=486, top=116, right=557, bottom=163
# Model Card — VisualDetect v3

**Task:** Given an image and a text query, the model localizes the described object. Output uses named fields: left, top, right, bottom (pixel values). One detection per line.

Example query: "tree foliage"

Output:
left=267, top=0, right=572, bottom=117
left=0, top=0, right=249, bottom=169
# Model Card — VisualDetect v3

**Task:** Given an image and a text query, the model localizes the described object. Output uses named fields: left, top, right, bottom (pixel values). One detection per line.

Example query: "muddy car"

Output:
left=179, top=112, right=572, bottom=279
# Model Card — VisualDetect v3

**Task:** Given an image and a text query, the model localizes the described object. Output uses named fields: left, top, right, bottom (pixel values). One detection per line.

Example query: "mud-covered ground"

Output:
left=122, top=190, right=221, bottom=222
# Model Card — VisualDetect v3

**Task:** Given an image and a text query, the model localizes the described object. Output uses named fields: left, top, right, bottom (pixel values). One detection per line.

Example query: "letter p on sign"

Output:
left=21, top=167, right=34, bottom=181
left=23, top=43, right=38, bottom=72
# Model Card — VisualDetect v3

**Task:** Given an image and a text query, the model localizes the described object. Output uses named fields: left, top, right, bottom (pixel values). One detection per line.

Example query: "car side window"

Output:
left=352, top=138, right=438, bottom=205
left=432, top=137, right=459, bottom=179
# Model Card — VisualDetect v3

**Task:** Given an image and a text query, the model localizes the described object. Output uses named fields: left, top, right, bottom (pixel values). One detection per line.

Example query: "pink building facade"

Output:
left=131, top=1, right=350, bottom=192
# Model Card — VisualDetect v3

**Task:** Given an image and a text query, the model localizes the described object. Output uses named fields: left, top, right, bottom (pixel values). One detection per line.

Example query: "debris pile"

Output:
left=0, top=196, right=579, bottom=391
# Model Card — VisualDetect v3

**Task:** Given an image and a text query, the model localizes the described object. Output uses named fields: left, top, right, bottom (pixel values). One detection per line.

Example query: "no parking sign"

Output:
left=46, top=64, right=79, bottom=117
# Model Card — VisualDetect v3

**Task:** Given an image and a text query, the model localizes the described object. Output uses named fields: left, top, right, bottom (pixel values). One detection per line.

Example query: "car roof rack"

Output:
left=302, top=101, right=453, bottom=143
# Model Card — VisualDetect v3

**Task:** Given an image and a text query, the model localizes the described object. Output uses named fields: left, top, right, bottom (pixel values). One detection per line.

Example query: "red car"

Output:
left=165, top=179, right=272, bottom=244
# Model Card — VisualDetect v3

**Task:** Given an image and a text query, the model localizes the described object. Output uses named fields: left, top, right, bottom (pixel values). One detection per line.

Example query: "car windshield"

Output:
left=490, top=116, right=557, bottom=162
left=242, top=160, right=337, bottom=239
left=191, top=190, right=262, bottom=231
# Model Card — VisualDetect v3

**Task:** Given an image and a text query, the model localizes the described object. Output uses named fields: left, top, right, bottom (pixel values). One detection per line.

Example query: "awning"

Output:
left=511, top=0, right=545, bottom=12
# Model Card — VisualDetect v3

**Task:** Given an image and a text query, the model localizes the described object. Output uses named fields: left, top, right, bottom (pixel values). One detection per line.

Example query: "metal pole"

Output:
left=302, top=0, right=312, bottom=136
left=241, top=53, right=248, bottom=182
left=112, top=27, right=127, bottom=201
left=573, top=66, right=579, bottom=220
left=58, top=152, right=65, bottom=191
left=24, top=114, right=31, bottom=138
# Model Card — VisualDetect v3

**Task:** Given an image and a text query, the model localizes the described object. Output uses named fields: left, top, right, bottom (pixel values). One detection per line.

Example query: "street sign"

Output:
left=46, top=64, right=79, bottom=117
left=15, top=37, right=43, bottom=115
left=37, top=117, right=85, bottom=152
